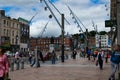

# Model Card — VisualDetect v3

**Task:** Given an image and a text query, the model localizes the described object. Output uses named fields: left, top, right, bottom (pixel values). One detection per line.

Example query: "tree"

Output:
left=99, top=31, right=107, bottom=35
left=89, top=30, right=96, bottom=37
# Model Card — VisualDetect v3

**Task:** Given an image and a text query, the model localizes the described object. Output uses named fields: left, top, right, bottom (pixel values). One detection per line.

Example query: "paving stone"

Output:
left=9, top=58, right=111, bottom=80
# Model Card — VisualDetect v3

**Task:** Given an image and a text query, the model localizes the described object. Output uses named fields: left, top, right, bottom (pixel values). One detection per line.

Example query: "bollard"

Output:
left=16, top=58, right=20, bottom=70
left=21, top=58, right=24, bottom=69
left=10, top=58, right=14, bottom=71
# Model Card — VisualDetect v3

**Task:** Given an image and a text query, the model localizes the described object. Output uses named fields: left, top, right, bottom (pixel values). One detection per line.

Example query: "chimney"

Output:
left=0, top=10, right=5, bottom=16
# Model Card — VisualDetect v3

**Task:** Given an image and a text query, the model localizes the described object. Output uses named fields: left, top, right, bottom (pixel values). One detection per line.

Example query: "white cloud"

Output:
left=0, top=0, right=110, bottom=37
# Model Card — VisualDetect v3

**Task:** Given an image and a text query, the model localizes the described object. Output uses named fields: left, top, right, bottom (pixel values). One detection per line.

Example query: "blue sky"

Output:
left=91, top=0, right=99, bottom=3
left=49, top=0, right=59, bottom=3
left=0, top=0, right=110, bottom=37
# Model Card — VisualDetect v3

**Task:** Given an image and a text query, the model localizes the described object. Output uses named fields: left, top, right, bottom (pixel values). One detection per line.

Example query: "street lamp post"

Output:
left=35, top=38, right=40, bottom=68
left=61, top=14, right=64, bottom=62
left=35, top=46, right=40, bottom=68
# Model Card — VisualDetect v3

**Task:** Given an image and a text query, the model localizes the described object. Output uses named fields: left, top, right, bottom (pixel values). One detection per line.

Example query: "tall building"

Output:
left=30, top=37, right=61, bottom=51
left=109, top=0, right=117, bottom=46
left=110, top=0, right=117, bottom=20
left=88, top=37, right=96, bottom=49
left=95, top=34, right=110, bottom=49
left=18, top=17, right=30, bottom=53
left=110, top=0, right=120, bottom=45
left=29, top=36, right=72, bottom=52
left=0, top=10, right=20, bottom=52
left=0, top=10, right=30, bottom=53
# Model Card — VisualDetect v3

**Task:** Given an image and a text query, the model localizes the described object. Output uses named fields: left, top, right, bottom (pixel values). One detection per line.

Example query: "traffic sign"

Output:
left=105, top=20, right=116, bottom=27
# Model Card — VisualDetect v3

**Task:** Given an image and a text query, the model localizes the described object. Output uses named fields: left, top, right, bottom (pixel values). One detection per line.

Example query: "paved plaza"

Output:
left=8, top=56, right=113, bottom=80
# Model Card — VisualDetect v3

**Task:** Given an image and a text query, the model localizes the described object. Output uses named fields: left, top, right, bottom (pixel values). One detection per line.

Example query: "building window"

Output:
left=7, top=30, right=8, bottom=36
left=12, top=23, right=14, bottom=28
left=3, top=20, right=6, bottom=25
left=16, top=31, right=18, bottom=36
left=12, top=31, right=14, bottom=36
left=3, top=29, right=6, bottom=35
left=17, top=24, right=19, bottom=28
left=7, top=21, right=9, bottom=26
left=12, top=38, right=14, bottom=44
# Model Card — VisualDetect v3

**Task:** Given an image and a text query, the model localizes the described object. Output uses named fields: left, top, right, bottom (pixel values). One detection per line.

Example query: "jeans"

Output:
left=109, top=62, right=118, bottom=79
left=31, top=58, right=36, bottom=67
left=51, top=57, right=55, bottom=64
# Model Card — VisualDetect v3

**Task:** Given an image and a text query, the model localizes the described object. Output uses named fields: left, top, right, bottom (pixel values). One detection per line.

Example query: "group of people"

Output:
left=71, top=44, right=120, bottom=80
left=88, top=44, right=120, bottom=80
left=29, top=50, right=57, bottom=67
left=93, top=44, right=120, bottom=80
left=0, top=44, right=120, bottom=80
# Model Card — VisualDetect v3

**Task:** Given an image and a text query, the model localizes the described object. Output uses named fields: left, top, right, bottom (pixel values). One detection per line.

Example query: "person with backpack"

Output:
left=109, top=44, right=120, bottom=80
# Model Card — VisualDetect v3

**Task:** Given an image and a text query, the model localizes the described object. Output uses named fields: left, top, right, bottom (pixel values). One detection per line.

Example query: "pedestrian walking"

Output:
left=15, top=51, right=20, bottom=63
left=51, top=50, right=56, bottom=64
left=86, top=48, right=91, bottom=60
left=72, top=49, right=77, bottom=59
left=39, top=51, right=45, bottom=63
left=28, top=53, right=32, bottom=64
left=30, top=55, right=36, bottom=67
left=96, top=49, right=104, bottom=70
left=104, top=49, right=109, bottom=63
left=15, top=51, right=19, bottom=59
left=0, top=48, right=9, bottom=80
left=93, top=49, right=98, bottom=61
left=109, top=44, right=120, bottom=80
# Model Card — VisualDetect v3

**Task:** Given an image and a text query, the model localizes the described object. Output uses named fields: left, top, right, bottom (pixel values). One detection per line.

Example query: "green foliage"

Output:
left=99, top=31, right=107, bottom=35
left=89, top=30, right=96, bottom=37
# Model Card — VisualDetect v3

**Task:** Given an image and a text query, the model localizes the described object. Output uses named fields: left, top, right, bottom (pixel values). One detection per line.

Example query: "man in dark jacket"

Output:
left=38, top=51, right=45, bottom=63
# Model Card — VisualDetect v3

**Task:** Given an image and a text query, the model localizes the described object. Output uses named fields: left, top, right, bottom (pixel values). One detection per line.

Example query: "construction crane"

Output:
left=91, top=20, right=98, bottom=34
left=39, top=20, right=50, bottom=38
left=29, top=12, right=38, bottom=24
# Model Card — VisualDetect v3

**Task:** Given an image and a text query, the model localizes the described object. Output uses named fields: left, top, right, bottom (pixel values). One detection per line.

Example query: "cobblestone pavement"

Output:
left=9, top=57, right=111, bottom=80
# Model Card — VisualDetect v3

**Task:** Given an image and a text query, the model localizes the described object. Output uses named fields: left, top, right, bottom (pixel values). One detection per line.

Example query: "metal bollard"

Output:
left=21, top=58, right=24, bottom=69
left=10, top=58, right=14, bottom=71
left=16, top=59, right=20, bottom=70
